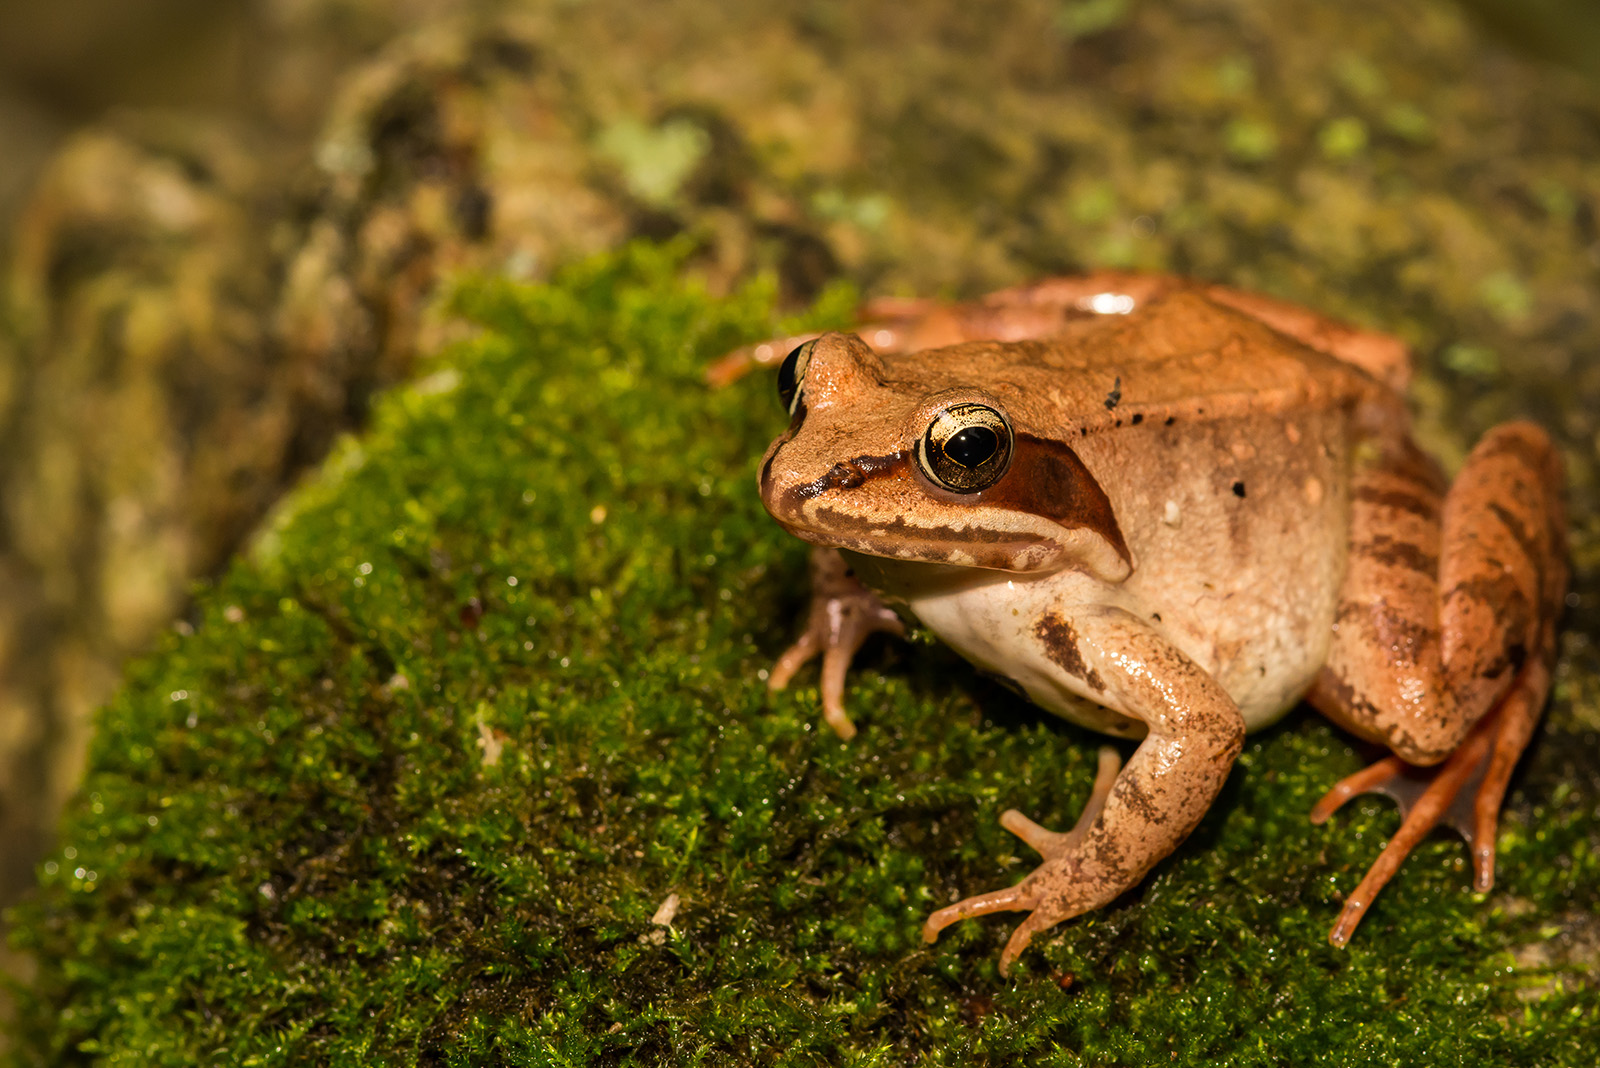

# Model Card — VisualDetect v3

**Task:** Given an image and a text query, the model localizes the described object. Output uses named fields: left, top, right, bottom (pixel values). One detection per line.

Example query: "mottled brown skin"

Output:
left=751, top=271, right=1567, bottom=974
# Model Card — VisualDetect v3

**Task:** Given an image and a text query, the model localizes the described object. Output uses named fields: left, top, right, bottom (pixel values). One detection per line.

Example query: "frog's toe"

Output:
left=999, top=911, right=1057, bottom=977
left=922, top=884, right=1037, bottom=946
left=1313, top=662, right=1546, bottom=946
left=816, top=603, right=903, bottom=739
left=1312, top=730, right=1491, bottom=946
left=923, top=746, right=1123, bottom=972
left=923, top=873, right=1094, bottom=977
left=769, top=549, right=904, bottom=739
left=999, top=746, right=1121, bottom=860
left=767, top=629, right=821, bottom=692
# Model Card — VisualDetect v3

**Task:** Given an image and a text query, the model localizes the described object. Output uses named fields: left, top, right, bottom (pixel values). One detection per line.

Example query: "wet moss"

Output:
left=7, top=245, right=1599, bottom=1064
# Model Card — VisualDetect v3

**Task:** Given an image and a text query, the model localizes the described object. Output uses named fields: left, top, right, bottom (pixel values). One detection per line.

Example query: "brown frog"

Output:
left=751, top=273, right=1567, bottom=974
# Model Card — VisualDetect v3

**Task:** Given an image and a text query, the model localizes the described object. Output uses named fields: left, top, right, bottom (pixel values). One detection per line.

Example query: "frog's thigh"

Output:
left=1060, top=608, right=1247, bottom=897
left=1203, top=285, right=1410, bottom=392
left=1310, top=424, right=1565, bottom=764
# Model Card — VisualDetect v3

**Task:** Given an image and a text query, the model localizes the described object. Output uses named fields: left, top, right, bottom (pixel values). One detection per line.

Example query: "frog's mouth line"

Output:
left=779, top=508, right=1065, bottom=572
left=763, top=465, right=1073, bottom=572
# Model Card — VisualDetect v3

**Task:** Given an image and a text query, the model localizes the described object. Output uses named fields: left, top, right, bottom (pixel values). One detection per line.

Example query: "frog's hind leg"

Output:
left=1306, top=422, right=1567, bottom=946
left=1310, top=644, right=1553, bottom=944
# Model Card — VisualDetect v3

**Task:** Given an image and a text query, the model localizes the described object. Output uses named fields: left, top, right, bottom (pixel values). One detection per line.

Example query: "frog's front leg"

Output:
left=923, top=607, right=1246, bottom=975
left=767, top=547, right=905, bottom=740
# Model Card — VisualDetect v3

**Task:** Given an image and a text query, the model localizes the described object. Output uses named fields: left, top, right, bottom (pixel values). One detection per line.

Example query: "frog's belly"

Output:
left=856, top=559, right=1335, bottom=738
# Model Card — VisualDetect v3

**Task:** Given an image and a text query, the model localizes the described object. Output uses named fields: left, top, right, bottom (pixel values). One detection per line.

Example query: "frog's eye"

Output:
left=776, top=339, right=815, bottom=415
left=917, top=402, right=1013, bottom=493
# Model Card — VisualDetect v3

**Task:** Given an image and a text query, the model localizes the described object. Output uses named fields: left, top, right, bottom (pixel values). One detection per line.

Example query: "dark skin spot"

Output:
left=759, top=450, right=778, bottom=493
left=1131, top=413, right=1143, bottom=425
left=827, top=460, right=868, bottom=490
left=1351, top=485, right=1439, bottom=521
left=1232, top=481, right=1246, bottom=498
left=1103, top=376, right=1122, bottom=410
left=1334, top=599, right=1441, bottom=668
left=1307, top=665, right=1382, bottom=729
left=1487, top=501, right=1542, bottom=565
left=1034, top=613, right=1106, bottom=692
left=1385, top=442, right=1449, bottom=494
left=1362, top=600, right=1440, bottom=667
left=1353, top=534, right=1439, bottom=575
left=1472, top=631, right=1532, bottom=686
left=1445, top=573, right=1534, bottom=673
left=1444, top=572, right=1529, bottom=615
left=1109, top=777, right=1165, bottom=827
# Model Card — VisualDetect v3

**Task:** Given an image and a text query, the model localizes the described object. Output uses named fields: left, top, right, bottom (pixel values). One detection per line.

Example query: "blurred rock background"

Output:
left=0, top=0, right=505, bottom=1014
left=3, top=0, right=1600, bottom=1025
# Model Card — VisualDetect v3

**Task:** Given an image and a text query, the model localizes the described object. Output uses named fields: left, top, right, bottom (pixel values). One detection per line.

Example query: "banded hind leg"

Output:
left=1307, top=422, right=1567, bottom=945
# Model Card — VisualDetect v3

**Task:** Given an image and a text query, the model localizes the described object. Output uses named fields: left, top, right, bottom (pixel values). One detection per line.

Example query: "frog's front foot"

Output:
left=768, top=547, right=904, bottom=740
left=923, top=746, right=1121, bottom=975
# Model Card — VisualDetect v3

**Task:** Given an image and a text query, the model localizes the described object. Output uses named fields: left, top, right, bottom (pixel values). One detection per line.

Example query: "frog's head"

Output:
left=758, top=332, right=1131, bottom=580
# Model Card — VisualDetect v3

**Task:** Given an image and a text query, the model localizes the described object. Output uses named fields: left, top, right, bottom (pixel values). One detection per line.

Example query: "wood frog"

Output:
left=751, top=273, right=1567, bottom=975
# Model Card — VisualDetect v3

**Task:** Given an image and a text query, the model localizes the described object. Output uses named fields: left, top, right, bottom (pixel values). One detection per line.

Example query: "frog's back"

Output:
left=1035, top=294, right=1387, bottom=728
left=992, top=292, right=1382, bottom=730
left=895, top=290, right=1391, bottom=439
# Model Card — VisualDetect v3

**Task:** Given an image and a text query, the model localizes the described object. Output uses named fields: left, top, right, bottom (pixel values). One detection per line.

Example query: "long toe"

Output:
left=923, top=884, right=1036, bottom=944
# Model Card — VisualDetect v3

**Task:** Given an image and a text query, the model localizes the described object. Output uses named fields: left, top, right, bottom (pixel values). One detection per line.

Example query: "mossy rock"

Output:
left=7, top=246, right=1598, bottom=1065
left=11, top=0, right=1600, bottom=1001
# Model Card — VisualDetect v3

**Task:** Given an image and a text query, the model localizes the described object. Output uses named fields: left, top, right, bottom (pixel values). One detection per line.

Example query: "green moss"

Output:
left=8, top=245, right=1599, bottom=1065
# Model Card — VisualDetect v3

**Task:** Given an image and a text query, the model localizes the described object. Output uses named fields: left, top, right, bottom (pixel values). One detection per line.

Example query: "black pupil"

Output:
left=944, top=425, right=998, bottom=468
